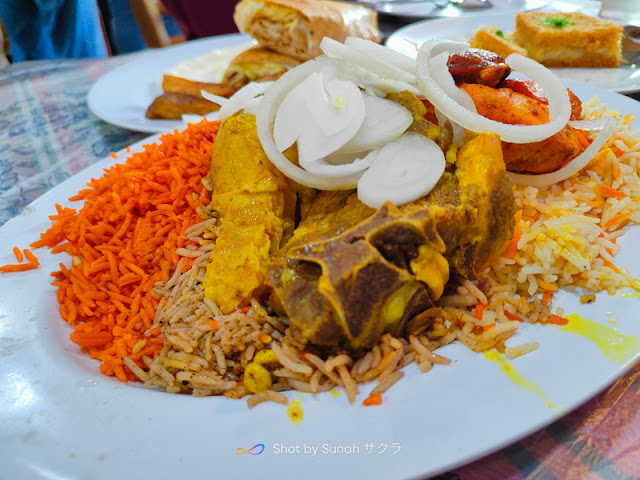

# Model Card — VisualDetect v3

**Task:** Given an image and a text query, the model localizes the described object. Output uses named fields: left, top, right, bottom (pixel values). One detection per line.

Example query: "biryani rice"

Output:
left=74, top=98, right=639, bottom=405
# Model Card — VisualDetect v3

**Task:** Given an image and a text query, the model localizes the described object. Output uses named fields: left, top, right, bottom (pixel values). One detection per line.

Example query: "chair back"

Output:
left=127, top=0, right=184, bottom=48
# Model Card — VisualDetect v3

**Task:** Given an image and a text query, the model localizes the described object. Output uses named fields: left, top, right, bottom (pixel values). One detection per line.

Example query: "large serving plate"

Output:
left=87, top=34, right=253, bottom=133
left=2, top=81, right=640, bottom=480
left=387, top=12, right=640, bottom=94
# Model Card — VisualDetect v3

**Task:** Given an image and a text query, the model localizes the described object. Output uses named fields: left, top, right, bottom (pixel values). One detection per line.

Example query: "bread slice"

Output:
left=468, top=26, right=528, bottom=59
left=513, top=11, right=622, bottom=68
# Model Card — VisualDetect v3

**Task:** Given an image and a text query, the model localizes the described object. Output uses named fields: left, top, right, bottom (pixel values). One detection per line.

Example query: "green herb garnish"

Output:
left=494, top=30, right=511, bottom=42
left=539, top=15, right=572, bottom=28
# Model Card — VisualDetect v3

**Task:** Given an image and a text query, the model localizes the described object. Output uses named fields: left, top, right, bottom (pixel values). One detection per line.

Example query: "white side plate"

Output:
left=87, top=34, right=253, bottom=133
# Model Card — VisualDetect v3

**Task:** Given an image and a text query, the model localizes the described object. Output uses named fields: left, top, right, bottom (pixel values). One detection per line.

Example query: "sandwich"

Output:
left=233, top=0, right=380, bottom=60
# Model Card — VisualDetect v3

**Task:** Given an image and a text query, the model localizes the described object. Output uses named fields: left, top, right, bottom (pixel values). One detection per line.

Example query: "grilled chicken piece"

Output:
left=203, top=113, right=296, bottom=313
left=461, top=83, right=584, bottom=174
left=268, top=133, right=515, bottom=350
left=501, top=79, right=583, bottom=120
left=448, top=48, right=511, bottom=87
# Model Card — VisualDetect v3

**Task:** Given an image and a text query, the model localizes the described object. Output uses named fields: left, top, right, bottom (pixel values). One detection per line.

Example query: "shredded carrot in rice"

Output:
left=604, top=212, right=633, bottom=230
left=601, top=257, right=622, bottom=274
left=1, top=248, right=39, bottom=272
left=362, top=394, right=382, bottom=406
left=502, top=209, right=522, bottom=260
left=0, top=262, right=39, bottom=272
left=595, top=184, right=627, bottom=200
left=504, top=311, right=523, bottom=322
left=611, top=145, right=626, bottom=157
left=482, top=322, right=496, bottom=332
left=474, top=302, right=488, bottom=320
left=30, top=121, right=220, bottom=381
left=23, top=249, right=38, bottom=264
left=543, top=314, right=569, bottom=326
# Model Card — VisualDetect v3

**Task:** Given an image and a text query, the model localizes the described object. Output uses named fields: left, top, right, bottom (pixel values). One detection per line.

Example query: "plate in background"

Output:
left=88, top=34, right=253, bottom=133
left=387, top=12, right=640, bottom=93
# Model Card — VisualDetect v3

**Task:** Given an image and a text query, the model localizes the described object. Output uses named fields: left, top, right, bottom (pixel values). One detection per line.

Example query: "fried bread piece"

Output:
left=161, top=74, right=236, bottom=99
left=145, top=92, right=221, bottom=120
left=513, top=11, right=622, bottom=68
left=468, top=26, right=528, bottom=59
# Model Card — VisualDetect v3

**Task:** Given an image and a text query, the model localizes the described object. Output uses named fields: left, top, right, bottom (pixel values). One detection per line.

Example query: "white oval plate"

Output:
left=87, top=34, right=253, bottom=133
left=386, top=11, right=640, bottom=94
left=2, top=81, right=640, bottom=480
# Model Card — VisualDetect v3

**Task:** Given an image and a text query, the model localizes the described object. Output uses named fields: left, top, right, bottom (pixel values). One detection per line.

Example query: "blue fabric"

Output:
left=102, top=0, right=183, bottom=55
left=0, top=0, right=108, bottom=61
left=105, top=0, right=146, bottom=54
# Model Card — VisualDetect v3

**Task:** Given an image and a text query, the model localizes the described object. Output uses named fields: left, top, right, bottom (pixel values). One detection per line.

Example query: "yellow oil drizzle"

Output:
left=617, top=287, right=640, bottom=299
left=286, top=401, right=303, bottom=424
left=330, top=389, right=341, bottom=398
left=484, top=350, right=558, bottom=411
left=561, top=314, right=640, bottom=364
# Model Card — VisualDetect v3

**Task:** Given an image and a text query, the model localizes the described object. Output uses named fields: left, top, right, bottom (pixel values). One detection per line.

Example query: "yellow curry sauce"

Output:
left=561, top=314, right=640, bottom=364
left=484, top=350, right=558, bottom=411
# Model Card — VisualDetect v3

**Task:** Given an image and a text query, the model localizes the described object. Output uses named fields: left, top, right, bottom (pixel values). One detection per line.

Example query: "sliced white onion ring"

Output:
left=256, top=57, right=364, bottom=189
left=302, top=150, right=376, bottom=177
left=273, top=71, right=366, bottom=162
left=218, top=82, right=266, bottom=123
left=344, top=36, right=416, bottom=74
left=451, top=121, right=466, bottom=144
left=416, top=40, right=572, bottom=144
left=321, top=37, right=417, bottom=85
left=569, top=119, right=608, bottom=130
left=430, top=51, right=476, bottom=112
left=361, top=79, right=422, bottom=96
left=306, top=76, right=364, bottom=137
left=298, top=80, right=365, bottom=164
left=325, top=150, right=373, bottom=165
left=243, top=96, right=263, bottom=117
left=273, top=73, right=321, bottom=152
left=357, top=132, right=446, bottom=208
left=200, top=90, right=228, bottom=106
left=182, top=113, right=206, bottom=125
left=434, top=107, right=446, bottom=128
left=509, top=116, right=618, bottom=187
left=337, top=95, right=413, bottom=154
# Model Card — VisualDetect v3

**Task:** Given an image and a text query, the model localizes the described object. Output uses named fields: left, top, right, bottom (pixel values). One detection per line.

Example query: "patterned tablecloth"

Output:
left=0, top=56, right=148, bottom=226
left=1, top=52, right=640, bottom=480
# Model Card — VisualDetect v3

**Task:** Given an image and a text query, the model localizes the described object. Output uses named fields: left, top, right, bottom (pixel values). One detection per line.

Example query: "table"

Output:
left=0, top=57, right=148, bottom=226
left=1, top=46, right=640, bottom=480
